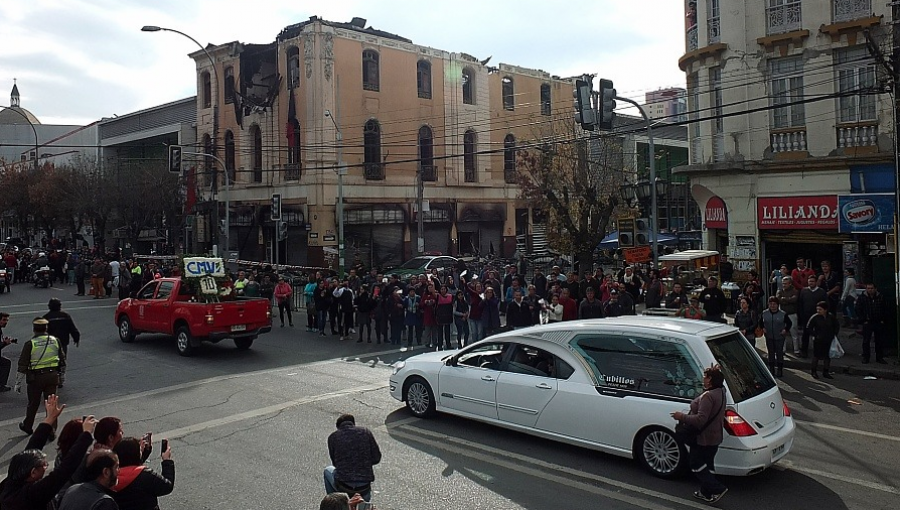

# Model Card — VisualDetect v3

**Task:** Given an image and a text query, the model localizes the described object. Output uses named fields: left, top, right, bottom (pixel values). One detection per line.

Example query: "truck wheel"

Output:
left=234, top=337, right=255, bottom=350
left=118, top=316, right=136, bottom=343
left=175, top=326, right=196, bottom=357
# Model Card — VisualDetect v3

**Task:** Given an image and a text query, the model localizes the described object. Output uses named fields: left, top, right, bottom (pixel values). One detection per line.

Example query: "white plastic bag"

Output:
left=829, top=336, right=845, bottom=359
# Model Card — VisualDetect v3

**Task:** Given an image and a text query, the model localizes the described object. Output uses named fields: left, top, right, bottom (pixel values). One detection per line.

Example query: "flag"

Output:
left=185, top=166, right=197, bottom=214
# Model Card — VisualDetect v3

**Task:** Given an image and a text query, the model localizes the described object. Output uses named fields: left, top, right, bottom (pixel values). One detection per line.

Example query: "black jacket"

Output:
left=44, top=310, right=81, bottom=346
left=327, top=422, right=381, bottom=484
left=699, top=287, right=727, bottom=317
left=111, top=462, right=175, bottom=510
left=0, top=424, right=93, bottom=510
left=505, top=300, right=533, bottom=328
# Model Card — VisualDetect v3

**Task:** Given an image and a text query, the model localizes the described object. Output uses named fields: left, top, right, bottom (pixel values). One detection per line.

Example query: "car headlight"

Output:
left=391, top=361, right=406, bottom=376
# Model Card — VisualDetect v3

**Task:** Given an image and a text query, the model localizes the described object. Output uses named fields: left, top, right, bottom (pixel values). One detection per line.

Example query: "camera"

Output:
left=10, top=338, right=16, bottom=343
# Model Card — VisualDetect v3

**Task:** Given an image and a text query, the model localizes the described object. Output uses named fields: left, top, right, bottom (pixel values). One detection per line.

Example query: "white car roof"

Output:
left=489, top=317, right=735, bottom=347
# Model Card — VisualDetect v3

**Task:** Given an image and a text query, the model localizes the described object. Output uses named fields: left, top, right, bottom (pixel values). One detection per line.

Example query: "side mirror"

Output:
left=446, top=356, right=457, bottom=367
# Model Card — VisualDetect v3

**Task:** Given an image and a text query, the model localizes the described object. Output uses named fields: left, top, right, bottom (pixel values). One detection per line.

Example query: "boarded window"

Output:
left=462, top=68, right=474, bottom=105
left=364, top=119, right=383, bottom=180
left=502, top=76, right=514, bottom=111
left=201, top=71, right=211, bottom=108
left=287, top=47, right=300, bottom=89
left=540, top=83, right=551, bottom=116
left=503, top=134, right=516, bottom=183
left=224, top=66, right=235, bottom=104
left=224, top=130, right=236, bottom=183
left=463, top=130, right=477, bottom=182
left=417, top=60, right=432, bottom=99
left=363, top=50, right=380, bottom=91
left=419, top=125, right=435, bottom=181
left=251, top=125, right=263, bottom=183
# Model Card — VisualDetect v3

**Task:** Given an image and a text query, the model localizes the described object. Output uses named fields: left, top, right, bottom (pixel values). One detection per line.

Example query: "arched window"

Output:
left=417, top=60, right=432, bottom=99
left=502, top=76, right=514, bottom=111
left=202, top=134, right=214, bottom=187
left=462, top=68, right=475, bottom=105
left=362, top=50, right=379, bottom=91
left=418, top=125, right=435, bottom=181
left=224, top=67, right=235, bottom=104
left=201, top=71, right=212, bottom=108
left=224, top=130, right=236, bottom=183
left=463, top=130, right=477, bottom=182
left=363, top=119, right=383, bottom=180
left=286, top=119, right=301, bottom=181
left=503, top=134, right=516, bottom=183
left=540, top=83, right=551, bottom=116
left=287, top=47, right=300, bottom=89
left=251, top=124, right=263, bottom=183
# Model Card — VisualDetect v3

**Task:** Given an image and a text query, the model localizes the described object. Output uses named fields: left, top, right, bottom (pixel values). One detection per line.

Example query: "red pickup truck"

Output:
left=114, top=277, right=272, bottom=356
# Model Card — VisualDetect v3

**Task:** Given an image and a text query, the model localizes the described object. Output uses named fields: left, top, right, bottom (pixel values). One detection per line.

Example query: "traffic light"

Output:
left=573, top=77, right=595, bottom=131
left=168, top=145, right=182, bottom=174
left=617, top=219, right=634, bottom=248
left=634, top=218, right=651, bottom=246
left=277, top=221, right=288, bottom=241
left=270, top=193, right=282, bottom=221
left=598, top=79, right=616, bottom=130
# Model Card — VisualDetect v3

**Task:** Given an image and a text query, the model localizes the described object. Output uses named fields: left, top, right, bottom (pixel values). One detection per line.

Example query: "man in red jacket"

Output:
left=559, top=288, right=578, bottom=321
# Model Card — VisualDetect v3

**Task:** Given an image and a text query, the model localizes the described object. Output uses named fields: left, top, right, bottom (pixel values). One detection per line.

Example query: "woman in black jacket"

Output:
left=803, top=301, right=840, bottom=379
left=112, top=437, right=174, bottom=510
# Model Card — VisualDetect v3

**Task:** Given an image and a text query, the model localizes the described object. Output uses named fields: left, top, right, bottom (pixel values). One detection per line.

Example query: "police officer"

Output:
left=43, top=298, right=81, bottom=388
left=15, top=317, right=66, bottom=435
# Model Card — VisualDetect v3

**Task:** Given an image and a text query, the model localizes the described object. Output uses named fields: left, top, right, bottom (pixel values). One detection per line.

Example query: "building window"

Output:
left=201, top=71, right=211, bottom=108
left=364, top=119, right=384, bottom=180
left=224, top=66, right=235, bottom=104
left=417, top=60, right=432, bottom=99
left=363, top=50, right=380, bottom=92
left=464, top=129, right=477, bottom=182
left=462, top=67, right=475, bottom=105
left=708, top=68, right=724, bottom=161
left=202, top=134, right=214, bottom=187
left=707, top=0, right=721, bottom=44
left=540, top=84, right=551, bottom=116
left=769, top=57, right=805, bottom=128
left=502, top=76, right=515, bottom=111
left=835, top=46, right=876, bottom=123
left=766, top=0, right=802, bottom=35
left=688, top=73, right=702, bottom=164
left=286, top=119, right=301, bottom=181
left=503, top=134, right=516, bottom=184
left=251, top=124, right=263, bottom=183
left=418, top=125, right=435, bottom=181
left=224, top=130, right=236, bottom=183
left=287, top=47, right=300, bottom=89
left=833, top=0, right=871, bottom=22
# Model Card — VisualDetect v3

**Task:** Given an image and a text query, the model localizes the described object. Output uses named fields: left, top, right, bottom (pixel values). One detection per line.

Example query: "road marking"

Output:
left=795, top=420, right=900, bottom=443
left=5, top=303, right=119, bottom=316
left=390, top=426, right=707, bottom=509
left=775, top=460, right=900, bottom=495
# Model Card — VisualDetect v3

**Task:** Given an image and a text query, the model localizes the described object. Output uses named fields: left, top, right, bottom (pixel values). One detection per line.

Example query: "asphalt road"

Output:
left=1, top=282, right=898, bottom=509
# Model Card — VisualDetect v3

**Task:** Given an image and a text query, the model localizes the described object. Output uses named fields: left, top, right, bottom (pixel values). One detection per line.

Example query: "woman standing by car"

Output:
left=435, top=285, right=455, bottom=350
left=481, top=287, right=501, bottom=338
left=733, top=298, right=757, bottom=340
left=466, top=281, right=485, bottom=344
left=671, top=365, right=728, bottom=503
left=453, top=290, right=470, bottom=348
left=803, top=301, right=840, bottom=379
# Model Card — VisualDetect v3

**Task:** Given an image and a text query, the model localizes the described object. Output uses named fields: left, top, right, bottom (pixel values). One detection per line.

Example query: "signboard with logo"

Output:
left=623, top=246, right=652, bottom=264
left=183, top=257, right=225, bottom=277
left=705, top=196, right=727, bottom=229
left=757, top=196, right=838, bottom=230
left=837, top=194, right=894, bottom=233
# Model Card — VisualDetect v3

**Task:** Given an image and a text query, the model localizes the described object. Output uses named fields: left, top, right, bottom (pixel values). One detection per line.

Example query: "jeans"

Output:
left=424, top=325, right=438, bottom=347
left=690, top=444, right=726, bottom=498
left=278, top=300, right=293, bottom=326
left=468, top=318, right=483, bottom=344
left=455, top=319, right=469, bottom=347
left=437, top=324, right=452, bottom=350
left=861, top=322, right=885, bottom=361
left=317, top=310, right=329, bottom=333
left=406, top=324, right=422, bottom=346
left=390, top=319, right=404, bottom=345
left=323, top=465, right=371, bottom=502
left=765, top=335, right=785, bottom=368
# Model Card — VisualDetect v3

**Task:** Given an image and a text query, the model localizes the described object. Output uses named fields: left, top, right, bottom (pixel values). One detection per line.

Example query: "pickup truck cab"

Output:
left=115, top=277, right=272, bottom=356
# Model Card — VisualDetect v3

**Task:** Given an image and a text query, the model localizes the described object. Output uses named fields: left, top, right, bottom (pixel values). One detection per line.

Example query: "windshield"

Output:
left=399, top=257, right=431, bottom=270
left=706, top=332, right=775, bottom=403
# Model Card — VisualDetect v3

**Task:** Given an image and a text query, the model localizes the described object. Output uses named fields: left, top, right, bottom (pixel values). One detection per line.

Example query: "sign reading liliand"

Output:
left=183, top=257, right=225, bottom=277
left=705, top=196, right=727, bottom=229
left=837, top=194, right=894, bottom=233
left=757, top=196, right=838, bottom=230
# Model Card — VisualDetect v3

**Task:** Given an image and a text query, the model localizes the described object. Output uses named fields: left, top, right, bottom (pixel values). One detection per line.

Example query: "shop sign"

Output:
left=623, top=246, right=652, bottom=264
left=757, top=196, right=838, bottom=230
left=705, top=196, right=728, bottom=229
left=837, top=194, right=895, bottom=233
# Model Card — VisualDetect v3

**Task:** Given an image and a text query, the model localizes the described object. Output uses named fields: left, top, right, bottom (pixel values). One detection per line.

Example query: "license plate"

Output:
left=772, top=443, right=785, bottom=457
left=231, top=324, right=247, bottom=332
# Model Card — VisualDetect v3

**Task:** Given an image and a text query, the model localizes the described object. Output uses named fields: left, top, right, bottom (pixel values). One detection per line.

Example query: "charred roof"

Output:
left=277, top=15, right=412, bottom=43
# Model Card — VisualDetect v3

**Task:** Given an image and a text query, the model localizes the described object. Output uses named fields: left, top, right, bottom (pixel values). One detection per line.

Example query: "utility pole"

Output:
left=417, top=166, right=425, bottom=256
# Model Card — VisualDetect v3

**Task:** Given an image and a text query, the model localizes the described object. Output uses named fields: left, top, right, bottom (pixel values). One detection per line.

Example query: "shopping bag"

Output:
left=829, top=336, right=845, bottom=359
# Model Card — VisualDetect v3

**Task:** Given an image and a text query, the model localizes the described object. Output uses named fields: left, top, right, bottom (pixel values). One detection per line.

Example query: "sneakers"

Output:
left=693, top=488, right=728, bottom=503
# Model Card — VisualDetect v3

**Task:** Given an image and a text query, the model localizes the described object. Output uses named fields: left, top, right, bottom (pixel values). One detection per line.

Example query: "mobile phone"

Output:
left=356, top=503, right=373, bottom=510
left=82, top=415, right=86, bottom=421
left=145, top=432, right=152, bottom=443
left=161, top=439, right=168, bottom=451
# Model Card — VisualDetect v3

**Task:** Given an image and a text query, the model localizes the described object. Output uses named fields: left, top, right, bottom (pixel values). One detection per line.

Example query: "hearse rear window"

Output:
left=570, top=334, right=703, bottom=399
left=706, top=332, right=775, bottom=403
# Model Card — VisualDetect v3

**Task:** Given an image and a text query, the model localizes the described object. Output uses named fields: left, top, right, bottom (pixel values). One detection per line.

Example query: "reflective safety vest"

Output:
left=234, top=279, right=247, bottom=290
left=132, top=265, right=143, bottom=276
left=29, top=334, right=61, bottom=370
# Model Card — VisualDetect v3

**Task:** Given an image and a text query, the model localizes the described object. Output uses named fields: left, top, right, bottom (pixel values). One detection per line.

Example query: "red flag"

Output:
left=285, top=86, right=297, bottom=148
left=185, top=166, right=197, bottom=214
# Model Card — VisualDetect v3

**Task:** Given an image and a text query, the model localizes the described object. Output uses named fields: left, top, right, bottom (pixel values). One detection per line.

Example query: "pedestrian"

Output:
left=453, top=290, right=470, bottom=348
left=304, top=278, right=318, bottom=332
left=665, top=282, right=688, bottom=310
left=259, top=275, right=275, bottom=309
left=388, top=289, right=405, bottom=346
left=465, top=281, right=484, bottom=343
left=733, top=298, right=757, bottom=340
left=578, top=287, right=603, bottom=319
left=1, top=312, right=14, bottom=392
left=402, top=288, right=422, bottom=349
left=110, top=436, right=175, bottom=510
left=602, top=290, right=625, bottom=318
left=0, top=396, right=97, bottom=510
left=323, top=414, right=382, bottom=503
left=803, top=301, right=840, bottom=379
left=759, top=297, right=792, bottom=377
left=319, top=493, right=365, bottom=510
left=699, top=277, right=727, bottom=322
left=791, top=257, right=815, bottom=292
left=505, top=290, right=532, bottom=330
left=435, top=285, right=455, bottom=349
left=371, top=286, right=387, bottom=345
left=314, top=281, right=332, bottom=337
left=57, top=449, right=120, bottom=510
left=776, top=276, right=800, bottom=355
left=855, top=282, right=887, bottom=364
left=797, top=275, right=827, bottom=358
left=43, top=298, right=81, bottom=388
left=421, top=285, right=438, bottom=348
left=16, top=318, right=66, bottom=435
left=671, top=365, right=728, bottom=503
left=334, top=281, right=355, bottom=340
left=676, top=296, right=706, bottom=319
left=354, top=285, right=375, bottom=344
left=74, top=258, right=86, bottom=296
left=480, top=287, right=501, bottom=337
left=818, top=260, right=842, bottom=315
left=90, top=258, right=106, bottom=299
left=840, top=268, right=858, bottom=327
left=274, top=276, right=293, bottom=328
left=558, top=288, right=578, bottom=321
left=546, top=294, right=563, bottom=323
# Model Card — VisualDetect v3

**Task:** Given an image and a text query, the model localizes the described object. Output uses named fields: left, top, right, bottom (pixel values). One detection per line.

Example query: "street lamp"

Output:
left=324, top=109, right=345, bottom=278
left=0, top=105, right=39, bottom=172
left=142, top=25, right=226, bottom=255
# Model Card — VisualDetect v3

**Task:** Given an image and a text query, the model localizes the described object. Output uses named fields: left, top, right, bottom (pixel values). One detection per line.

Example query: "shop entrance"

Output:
left=763, top=240, right=842, bottom=294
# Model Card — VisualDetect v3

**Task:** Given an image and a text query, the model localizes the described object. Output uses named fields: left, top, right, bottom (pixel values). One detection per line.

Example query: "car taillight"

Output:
left=783, top=401, right=791, bottom=417
left=205, top=314, right=214, bottom=325
left=266, top=310, right=271, bottom=319
left=723, top=409, right=757, bottom=437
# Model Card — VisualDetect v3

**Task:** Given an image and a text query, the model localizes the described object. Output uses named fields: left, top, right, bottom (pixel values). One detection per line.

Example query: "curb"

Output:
left=779, top=355, right=900, bottom=380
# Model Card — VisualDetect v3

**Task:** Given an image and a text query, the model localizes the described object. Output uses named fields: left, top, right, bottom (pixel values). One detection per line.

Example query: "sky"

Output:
left=0, top=0, right=687, bottom=126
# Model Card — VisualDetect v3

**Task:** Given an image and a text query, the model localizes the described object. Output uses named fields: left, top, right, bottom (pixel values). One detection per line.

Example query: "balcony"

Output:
left=766, top=1, right=802, bottom=35
left=836, top=123, right=878, bottom=149
left=833, top=0, right=871, bottom=23
left=284, top=163, right=300, bottom=181
left=770, top=128, right=807, bottom=153
left=364, top=162, right=385, bottom=180
left=712, top=133, right=725, bottom=162
left=707, top=17, right=721, bottom=44
left=686, top=24, right=699, bottom=52
left=420, top=164, right=436, bottom=182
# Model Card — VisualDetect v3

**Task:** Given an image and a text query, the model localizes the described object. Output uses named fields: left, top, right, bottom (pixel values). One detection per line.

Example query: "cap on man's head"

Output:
left=32, top=317, right=49, bottom=326
left=609, top=289, right=618, bottom=295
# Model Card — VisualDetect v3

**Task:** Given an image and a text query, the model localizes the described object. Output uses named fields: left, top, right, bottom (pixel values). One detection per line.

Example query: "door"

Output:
left=147, top=280, right=176, bottom=331
left=438, top=342, right=509, bottom=420
left=495, top=344, right=559, bottom=428
left=131, top=281, right=159, bottom=330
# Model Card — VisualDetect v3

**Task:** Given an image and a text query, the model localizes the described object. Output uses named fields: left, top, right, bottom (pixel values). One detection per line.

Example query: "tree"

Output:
left=111, top=159, right=180, bottom=250
left=515, top=119, right=628, bottom=274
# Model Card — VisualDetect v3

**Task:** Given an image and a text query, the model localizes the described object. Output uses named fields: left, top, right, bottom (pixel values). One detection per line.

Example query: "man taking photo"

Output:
left=324, top=414, right=381, bottom=502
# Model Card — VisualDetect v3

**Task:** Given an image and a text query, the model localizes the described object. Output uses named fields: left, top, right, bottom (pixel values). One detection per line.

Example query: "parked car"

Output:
left=388, top=255, right=459, bottom=280
left=114, top=278, right=272, bottom=356
left=389, top=317, right=794, bottom=478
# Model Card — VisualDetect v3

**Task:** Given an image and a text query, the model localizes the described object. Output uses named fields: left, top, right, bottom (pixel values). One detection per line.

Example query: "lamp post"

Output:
left=141, top=25, right=225, bottom=255
left=324, top=110, right=345, bottom=278
left=0, top=105, right=39, bottom=172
